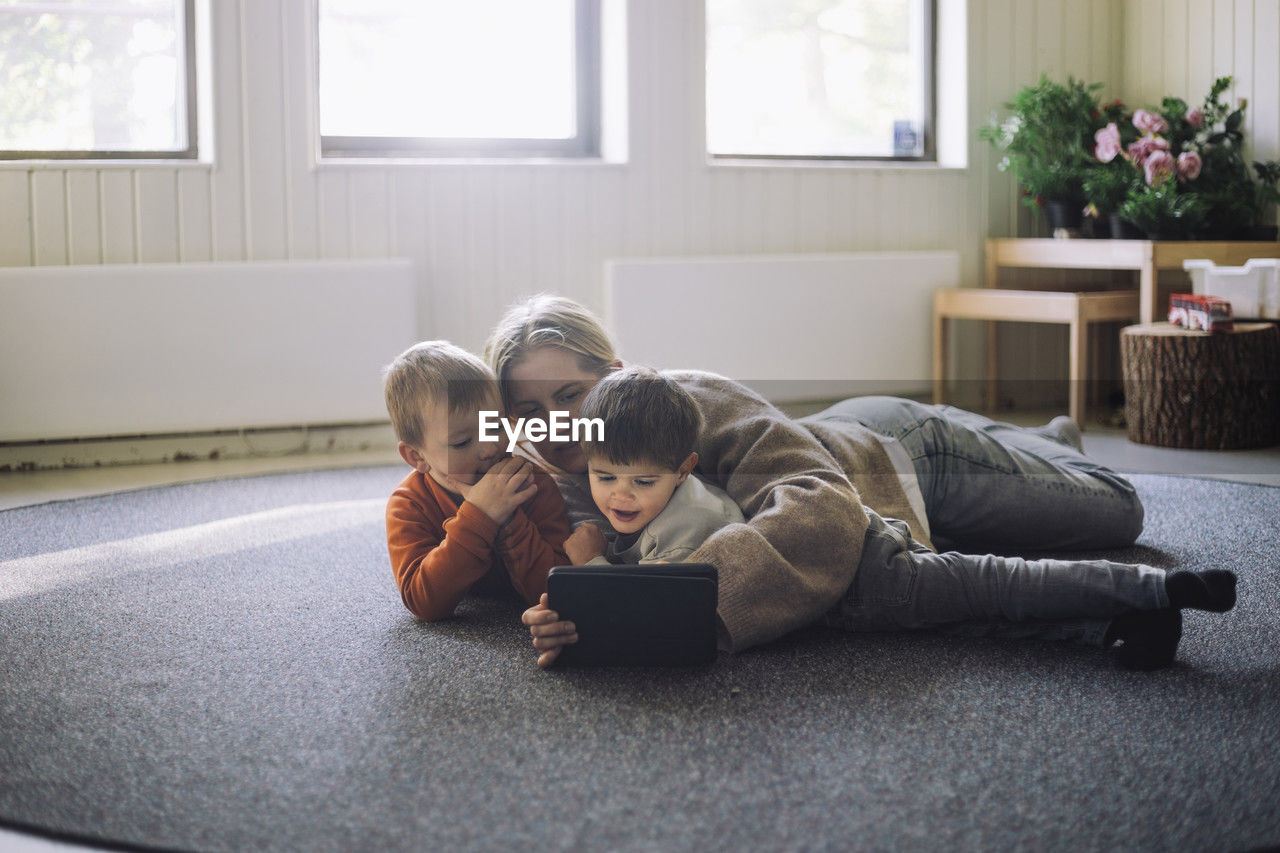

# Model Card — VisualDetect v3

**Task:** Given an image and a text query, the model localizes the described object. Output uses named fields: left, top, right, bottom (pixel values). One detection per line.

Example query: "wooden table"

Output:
left=987, top=238, right=1280, bottom=324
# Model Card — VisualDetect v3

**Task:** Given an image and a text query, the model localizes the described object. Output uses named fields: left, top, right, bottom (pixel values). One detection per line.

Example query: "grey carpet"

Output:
left=1, top=466, right=1277, bottom=852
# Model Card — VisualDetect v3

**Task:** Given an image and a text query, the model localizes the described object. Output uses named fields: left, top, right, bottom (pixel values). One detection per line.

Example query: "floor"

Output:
left=2, top=409, right=1278, bottom=852
left=0, top=448, right=401, bottom=512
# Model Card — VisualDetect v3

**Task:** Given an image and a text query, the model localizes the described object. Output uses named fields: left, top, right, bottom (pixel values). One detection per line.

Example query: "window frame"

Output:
left=317, top=0, right=602, bottom=160
left=705, top=0, right=938, bottom=165
left=0, top=0, right=199, bottom=161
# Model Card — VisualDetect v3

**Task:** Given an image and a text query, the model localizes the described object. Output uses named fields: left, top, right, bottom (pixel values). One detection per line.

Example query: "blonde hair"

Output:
left=484, top=294, right=618, bottom=409
left=383, top=340, right=497, bottom=447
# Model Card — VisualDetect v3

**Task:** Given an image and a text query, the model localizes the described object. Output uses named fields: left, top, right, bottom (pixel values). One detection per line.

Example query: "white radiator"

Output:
left=605, top=252, right=959, bottom=402
left=0, top=259, right=417, bottom=442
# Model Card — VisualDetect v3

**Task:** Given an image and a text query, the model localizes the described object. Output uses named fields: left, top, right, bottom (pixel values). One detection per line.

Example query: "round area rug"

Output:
left=1, top=468, right=1278, bottom=852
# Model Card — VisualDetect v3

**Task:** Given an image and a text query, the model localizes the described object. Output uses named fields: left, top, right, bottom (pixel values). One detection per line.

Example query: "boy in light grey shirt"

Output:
left=561, top=366, right=744, bottom=567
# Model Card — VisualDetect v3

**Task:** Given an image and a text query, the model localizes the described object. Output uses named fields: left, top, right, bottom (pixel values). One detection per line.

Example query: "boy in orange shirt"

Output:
left=383, top=341, right=570, bottom=621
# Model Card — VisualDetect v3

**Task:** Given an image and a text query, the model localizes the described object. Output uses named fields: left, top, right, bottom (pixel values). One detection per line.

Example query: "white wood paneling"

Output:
left=348, top=171, right=392, bottom=260
left=1254, top=0, right=1280, bottom=159
left=1187, top=0, right=1215, bottom=98
left=66, top=172, right=102, bottom=265
left=316, top=169, right=351, bottom=260
left=240, top=0, right=289, bottom=261
left=136, top=171, right=180, bottom=263
left=0, top=172, right=31, bottom=267
left=178, top=169, right=214, bottom=262
left=1125, top=0, right=1280, bottom=165
left=1213, top=0, right=1235, bottom=82
left=99, top=171, right=136, bottom=265
left=209, top=0, right=246, bottom=261
left=31, top=172, right=67, bottom=266
left=280, top=0, right=319, bottom=260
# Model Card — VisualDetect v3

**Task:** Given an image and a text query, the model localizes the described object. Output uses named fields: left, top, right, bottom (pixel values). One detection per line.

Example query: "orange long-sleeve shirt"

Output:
left=385, top=466, right=571, bottom=621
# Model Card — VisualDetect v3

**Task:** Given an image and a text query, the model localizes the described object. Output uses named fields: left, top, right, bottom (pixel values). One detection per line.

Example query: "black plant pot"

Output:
left=1213, top=225, right=1277, bottom=241
left=1241, top=225, right=1279, bottom=241
left=1108, top=213, right=1146, bottom=240
left=1044, top=200, right=1084, bottom=233
left=1084, top=215, right=1109, bottom=238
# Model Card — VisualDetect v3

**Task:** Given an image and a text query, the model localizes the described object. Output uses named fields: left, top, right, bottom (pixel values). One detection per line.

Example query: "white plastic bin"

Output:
left=1183, top=257, right=1280, bottom=319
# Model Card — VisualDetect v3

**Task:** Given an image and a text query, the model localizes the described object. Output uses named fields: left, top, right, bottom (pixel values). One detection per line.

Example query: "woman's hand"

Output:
left=521, top=593, right=578, bottom=668
left=565, top=522, right=607, bottom=564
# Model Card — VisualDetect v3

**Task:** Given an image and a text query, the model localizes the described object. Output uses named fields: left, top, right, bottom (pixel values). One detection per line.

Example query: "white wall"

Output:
left=1123, top=0, right=1280, bottom=167
left=0, top=0, right=1128, bottom=367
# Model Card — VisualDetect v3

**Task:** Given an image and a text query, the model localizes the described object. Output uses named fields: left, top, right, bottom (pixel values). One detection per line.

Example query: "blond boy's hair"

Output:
left=484, top=294, right=618, bottom=410
left=383, top=341, right=496, bottom=447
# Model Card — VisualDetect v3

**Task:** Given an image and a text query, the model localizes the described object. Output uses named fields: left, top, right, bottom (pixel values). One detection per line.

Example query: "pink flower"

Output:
left=1177, top=151, right=1203, bottom=181
left=1133, top=109, right=1169, bottom=134
left=1127, top=135, right=1170, bottom=165
left=1144, top=150, right=1175, bottom=186
left=1094, top=123, right=1122, bottom=162
left=1185, top=108, right=1204, bottom=129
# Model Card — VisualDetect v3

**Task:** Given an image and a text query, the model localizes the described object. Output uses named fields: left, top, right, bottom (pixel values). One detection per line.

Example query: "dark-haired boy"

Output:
left=559, top=365, right=744, bottom=567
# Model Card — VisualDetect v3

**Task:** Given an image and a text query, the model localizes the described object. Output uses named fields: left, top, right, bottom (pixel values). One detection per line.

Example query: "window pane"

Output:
left=319, top=0, right=578, bottom=141
left=706, top=0, right=930, bottom=159
left=0, top=0, right=189, bottom=154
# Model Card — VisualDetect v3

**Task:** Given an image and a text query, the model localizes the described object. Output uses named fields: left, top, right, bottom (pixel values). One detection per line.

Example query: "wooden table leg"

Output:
left=985, top=320, right=999, bottom=412
left=932, top=306, right=947, bottom=404
left=982, top=245, right=999, bottom=412
left=1140, top=250, right=1157, bottom=324
left=1069, top=312, right=1087, bottom=426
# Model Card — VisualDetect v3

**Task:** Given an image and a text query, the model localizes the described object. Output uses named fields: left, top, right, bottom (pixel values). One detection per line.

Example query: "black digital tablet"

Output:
left=546, top=563, right=719, bottom=667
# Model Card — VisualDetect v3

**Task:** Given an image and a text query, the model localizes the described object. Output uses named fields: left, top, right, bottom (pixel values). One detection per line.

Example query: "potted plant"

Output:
left=1080, top=98, right=1141, bottom=236
left=981, top=76, right=1105, bottom=233
left=1116, top=182, right=1208, bottom=240
left=1093, top=76, right=1278, bottom=240
left=1247, top=160, right=1280, bottom=239
left=1083, top=156, right=1142, bottom=237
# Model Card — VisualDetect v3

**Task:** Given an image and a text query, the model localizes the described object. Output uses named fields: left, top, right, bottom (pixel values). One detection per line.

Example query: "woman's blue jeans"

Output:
left=806, top=397, right=1165, bottom=646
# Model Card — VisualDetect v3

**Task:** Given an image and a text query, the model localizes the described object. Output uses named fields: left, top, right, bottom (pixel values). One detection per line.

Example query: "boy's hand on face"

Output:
left=522, top=593, right=578, bottom=668
left=453, top=457, right=537, bottom=527
left=565, top=522, right=607, bottom=565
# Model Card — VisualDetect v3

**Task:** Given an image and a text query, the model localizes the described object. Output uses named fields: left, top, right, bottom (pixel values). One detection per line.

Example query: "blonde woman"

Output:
left=487, top=295, right=1236, bottom=669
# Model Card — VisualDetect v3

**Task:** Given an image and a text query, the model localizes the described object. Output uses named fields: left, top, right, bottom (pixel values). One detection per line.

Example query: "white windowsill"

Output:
left=0, top=159, right=214, bottom=171
left=311, top=155, right=629, bottom=169
left=706, top=156, right=968, bottom=173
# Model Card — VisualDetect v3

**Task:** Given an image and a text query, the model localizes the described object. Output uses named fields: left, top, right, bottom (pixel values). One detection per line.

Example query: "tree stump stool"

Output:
left=1120, top=322, right=1280, bottom=449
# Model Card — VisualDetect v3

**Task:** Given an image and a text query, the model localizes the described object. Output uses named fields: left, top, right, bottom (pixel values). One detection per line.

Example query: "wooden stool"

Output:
left=1120, top=322, right=1280, bottom=449
left=933, top=288, right=1141, bottom=426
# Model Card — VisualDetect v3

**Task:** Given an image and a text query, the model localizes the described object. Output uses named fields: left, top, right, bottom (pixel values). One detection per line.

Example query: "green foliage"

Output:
left=1185, top=77, right=1272, bottom=235
left=1083, top=162, right=1139, bottom=213
left=980, top=75, right=1104, bottom=208
left=1117, top=183, right=1208, bottom=239
left=1253, top=160, right=1280, bottom=225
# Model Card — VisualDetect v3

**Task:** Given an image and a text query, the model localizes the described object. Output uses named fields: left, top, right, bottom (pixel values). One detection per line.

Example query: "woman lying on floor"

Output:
left=484, top=295, right=1237, bottom=670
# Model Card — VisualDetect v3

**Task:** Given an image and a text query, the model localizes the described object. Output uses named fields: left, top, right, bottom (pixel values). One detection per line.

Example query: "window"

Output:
left=318, top=0, right=601, bottom=159
left=0, top=0, right=197, bottom=160
left=706, top=0, right=935, bottom=161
